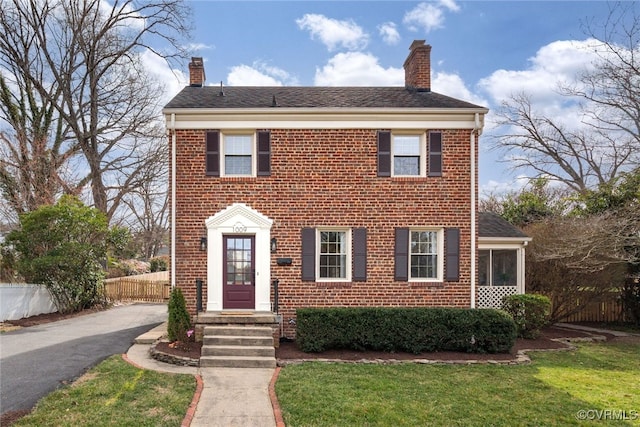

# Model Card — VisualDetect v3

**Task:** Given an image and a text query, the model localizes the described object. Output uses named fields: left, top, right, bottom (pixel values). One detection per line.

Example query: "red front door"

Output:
left=223, top=235, right=255, bottom=309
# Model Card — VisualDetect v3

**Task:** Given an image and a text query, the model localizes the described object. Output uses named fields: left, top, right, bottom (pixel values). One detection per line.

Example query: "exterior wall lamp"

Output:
left=200, top=236, right=207, bottom=251
left=270, top=237, right=277, bottom=253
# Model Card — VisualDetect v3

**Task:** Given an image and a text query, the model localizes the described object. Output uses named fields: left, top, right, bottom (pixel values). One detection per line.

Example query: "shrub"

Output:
left=296, top=307, right=516, bottom=354
left=167, top=287, right=191, bottom=342
left=621, top=279, right=640, bottom=326
left=150, top=257, right=168, bottom=272
left=502, top=294, right=551, bottom=339
left=3, top=196, right=108, bottom=313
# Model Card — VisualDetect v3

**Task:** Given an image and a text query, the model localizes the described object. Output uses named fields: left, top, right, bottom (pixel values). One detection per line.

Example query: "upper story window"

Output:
left=223, top=134, right=253, bottom=176
left=205, top=130, right=271, bottom=177
left=377, top=131, right=441, bottom=177
left=393, top=135, right=422, bottom=176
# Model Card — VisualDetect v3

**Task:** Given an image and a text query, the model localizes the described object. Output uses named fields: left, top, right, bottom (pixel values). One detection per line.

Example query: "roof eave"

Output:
left=479, top=236, right=533, bottom=243
left=162, top=106, right=489, bottom=115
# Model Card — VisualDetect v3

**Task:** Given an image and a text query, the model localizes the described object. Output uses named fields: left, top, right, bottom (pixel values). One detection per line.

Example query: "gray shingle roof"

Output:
left=479, top=212, right=530, bottom=239
left=164, top=86, right=486, bottom=110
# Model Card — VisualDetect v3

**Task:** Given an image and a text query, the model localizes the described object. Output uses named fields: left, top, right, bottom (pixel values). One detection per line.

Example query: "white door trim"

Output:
left=205, top=203, right=273, bottom=311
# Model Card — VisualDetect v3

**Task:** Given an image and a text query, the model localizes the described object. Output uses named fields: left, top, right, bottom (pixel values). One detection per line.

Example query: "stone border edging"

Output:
left=150, top=341, right=200, bottom=367
left=274, top=336, right=608, bottom=367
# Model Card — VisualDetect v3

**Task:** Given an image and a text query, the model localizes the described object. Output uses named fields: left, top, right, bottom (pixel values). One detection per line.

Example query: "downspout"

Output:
left=170, top=113, right=177, bottom=290
left=470, top=113, right=481, bottom=308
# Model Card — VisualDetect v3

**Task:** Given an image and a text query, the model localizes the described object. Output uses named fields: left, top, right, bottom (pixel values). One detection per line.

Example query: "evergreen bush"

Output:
left=296, top=307, right=516, bottom=354
left=502, top=294, right=551, bottom=339
left=167, top=287, right=191, bottom=342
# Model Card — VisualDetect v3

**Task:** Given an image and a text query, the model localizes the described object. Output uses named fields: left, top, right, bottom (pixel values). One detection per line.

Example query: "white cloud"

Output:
left=433, top=71, right=488, bottom=107
left=227, top=62, right=298, bottom=86
left=141, top=50, right=186, bottom=103
left=378, top=22, right=400, bottom=45
left=403, top=1, right=459, bottom=33
left=478, top=39, right=602, bottom=130
left=314, top=52, right=403, bottom=86
left=480, top=176, right=529, bottom=196
left=185, top=42, right=215, bottom=52
left=296, top=14, right=369, bottom=51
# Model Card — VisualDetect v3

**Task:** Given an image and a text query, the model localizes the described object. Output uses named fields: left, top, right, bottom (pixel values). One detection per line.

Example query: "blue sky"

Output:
left=156, top=1, right=616, bottom=194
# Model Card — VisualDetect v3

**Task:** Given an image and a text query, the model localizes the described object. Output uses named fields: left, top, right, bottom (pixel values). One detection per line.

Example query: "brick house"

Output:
left=164, top=40, right=527, bottom=344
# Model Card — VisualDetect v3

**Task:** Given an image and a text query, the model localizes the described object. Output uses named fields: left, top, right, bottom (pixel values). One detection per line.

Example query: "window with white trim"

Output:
left=222, top=134, right=254, bottom=176
left=409, top=229, right=443, bottom=281
left=479, top=249, right=517, bottom=286
left=393, top=134, right=425, bottom=176
left=317, top=229, right=351, bottom=281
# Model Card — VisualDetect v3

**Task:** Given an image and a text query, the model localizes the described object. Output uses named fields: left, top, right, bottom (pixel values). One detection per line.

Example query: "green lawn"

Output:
left=13, top=355, right=196, bottom=427
left=276, top=342, right=640, bottom=426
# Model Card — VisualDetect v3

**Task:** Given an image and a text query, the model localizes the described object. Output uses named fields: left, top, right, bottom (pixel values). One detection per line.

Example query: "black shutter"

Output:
left=353, top=228, right=367, bottom=281
left=445, top=227, right=460, bottom=282
left=394, top=228, right=409, bottom=281
left=206, top=131, right=220, bottom=176
left=257, top=131, right=271, bottom=176
left=428, top=131, right=442, bottom=177
left=301, top=228, right=316, bottom=281
left=377, top=131, right=391, bottom=177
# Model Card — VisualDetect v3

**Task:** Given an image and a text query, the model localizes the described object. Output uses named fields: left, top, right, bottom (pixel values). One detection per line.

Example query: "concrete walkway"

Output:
left=555, top=322, right=639, bottom=337
left=126, top=324, right=277, bottom=427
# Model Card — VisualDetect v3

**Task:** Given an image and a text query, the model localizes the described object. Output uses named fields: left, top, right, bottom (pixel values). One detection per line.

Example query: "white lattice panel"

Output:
left=477, top=286, right=518, bottom=308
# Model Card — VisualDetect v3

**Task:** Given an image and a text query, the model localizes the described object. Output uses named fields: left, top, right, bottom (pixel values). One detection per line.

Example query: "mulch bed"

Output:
left=274, top=326, right=601, bottom=362
left=149, top=326, right=606, bottom=363
left=4, top=306, right=108, bottom=327
left=154, top=340, right=203, bottom=359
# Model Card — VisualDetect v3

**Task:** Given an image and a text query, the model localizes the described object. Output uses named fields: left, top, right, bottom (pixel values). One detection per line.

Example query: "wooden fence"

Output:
left=104, top=278, right=171, bottom=303
left=552, top=293, right=627, bottom=323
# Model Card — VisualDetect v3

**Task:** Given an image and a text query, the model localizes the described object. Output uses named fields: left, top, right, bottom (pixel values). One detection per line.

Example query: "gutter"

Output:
left=170, top=113, right=176, bottom=290
left=470, top=113, right=481, bottom=309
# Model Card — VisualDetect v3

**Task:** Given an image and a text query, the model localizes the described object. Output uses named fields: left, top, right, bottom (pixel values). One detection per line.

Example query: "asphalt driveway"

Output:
left=0, top=303, right=166, bottom=415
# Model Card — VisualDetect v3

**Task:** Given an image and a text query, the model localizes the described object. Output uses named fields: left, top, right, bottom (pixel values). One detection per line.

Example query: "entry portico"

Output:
left=205, top=203, right=273, bottom=312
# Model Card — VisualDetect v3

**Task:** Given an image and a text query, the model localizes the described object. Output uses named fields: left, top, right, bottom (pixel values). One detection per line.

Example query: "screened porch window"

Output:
left=479, top=249, right=517, bottom=286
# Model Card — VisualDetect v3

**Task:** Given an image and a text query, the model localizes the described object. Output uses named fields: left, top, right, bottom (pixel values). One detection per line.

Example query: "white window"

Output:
left=222, top=134, right=254, bottom=176
left=409, top=229, right=443, bottom=281
left=393, top=134, right=425, bottom=176
left=317, top=229, right=351, bottom=281
left=479, top=249, right=518, bottom=286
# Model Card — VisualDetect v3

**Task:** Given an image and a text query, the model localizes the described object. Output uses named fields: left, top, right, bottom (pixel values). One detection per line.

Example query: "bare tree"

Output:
left=0, top=0, right=191, bottom=221
left=117, top=143, right=170, bottom=260
left=570, top=2, right=640, bottom=151
left=0, top=13, right=81, bottom=220
left=492, top=93, right=636, bottom=193
left=492, top=3, right=639, bottom=193
left=525, top=209, right=639, bottom=321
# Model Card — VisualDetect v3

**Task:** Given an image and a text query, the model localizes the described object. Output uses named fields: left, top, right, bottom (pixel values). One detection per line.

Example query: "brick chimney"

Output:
left=189, top=57, right=205, bottom=87
left=403, top=40, right=431, bottom=91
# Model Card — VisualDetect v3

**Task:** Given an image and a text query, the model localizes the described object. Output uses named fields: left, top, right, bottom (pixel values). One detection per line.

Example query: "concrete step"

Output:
left=197, top=312, right=277, bottom=325
left=203, top=325, right=273, bottom=337
left=204, top=335, right=273, bottom=346
left=200, top=355, right=277, bottom=368
left=201, top=345, right=275, bottom=357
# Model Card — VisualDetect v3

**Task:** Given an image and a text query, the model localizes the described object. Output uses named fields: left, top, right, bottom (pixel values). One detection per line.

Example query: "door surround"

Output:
left=205, top=203, right=273, bottom=311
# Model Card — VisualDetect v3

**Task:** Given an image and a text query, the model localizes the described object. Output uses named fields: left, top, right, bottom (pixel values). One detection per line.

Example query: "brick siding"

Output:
left=171, top=128, right=478, bottom=337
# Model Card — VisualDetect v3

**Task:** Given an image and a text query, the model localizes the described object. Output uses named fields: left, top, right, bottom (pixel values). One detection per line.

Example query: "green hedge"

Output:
left=502, top=294, right=551, bottom=339
left=296, top=307, right=516, bottom=354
